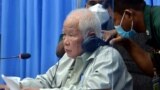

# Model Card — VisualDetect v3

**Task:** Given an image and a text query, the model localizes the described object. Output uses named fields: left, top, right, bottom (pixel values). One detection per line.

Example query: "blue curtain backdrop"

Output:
left=0, top=0, right=81, bottom=83
left=145, top=0, right=160, bottom=6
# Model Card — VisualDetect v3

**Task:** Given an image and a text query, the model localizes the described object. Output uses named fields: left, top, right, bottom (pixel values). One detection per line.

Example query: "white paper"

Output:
left=1, top=74, right=20, bottom=90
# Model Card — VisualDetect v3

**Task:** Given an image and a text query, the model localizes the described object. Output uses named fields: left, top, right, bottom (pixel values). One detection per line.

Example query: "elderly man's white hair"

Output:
left=65, top=8, right=102, bottom=39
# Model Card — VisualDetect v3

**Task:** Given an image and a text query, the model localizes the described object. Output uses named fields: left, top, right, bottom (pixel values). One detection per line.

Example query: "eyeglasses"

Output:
left=87, top=0, right=103, bottom=6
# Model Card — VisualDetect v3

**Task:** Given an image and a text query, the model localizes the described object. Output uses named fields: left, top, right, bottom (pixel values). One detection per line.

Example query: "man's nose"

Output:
left=63, top=37, right=70, bottom=46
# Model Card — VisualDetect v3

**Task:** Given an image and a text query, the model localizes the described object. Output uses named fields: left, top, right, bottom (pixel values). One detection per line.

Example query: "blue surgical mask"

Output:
left=115, top=11, right=136, bottom=38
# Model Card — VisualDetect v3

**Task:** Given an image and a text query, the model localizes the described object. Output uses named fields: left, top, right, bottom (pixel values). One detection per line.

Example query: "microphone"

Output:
left=0, top=53, right=31, bottom=60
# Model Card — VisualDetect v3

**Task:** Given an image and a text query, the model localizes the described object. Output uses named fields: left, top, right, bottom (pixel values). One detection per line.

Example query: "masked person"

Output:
left=102, top=0, right=160, bottom=90
left=112, top=0, right=160, bottom=77
left=0, top=8, right=132, bottom=90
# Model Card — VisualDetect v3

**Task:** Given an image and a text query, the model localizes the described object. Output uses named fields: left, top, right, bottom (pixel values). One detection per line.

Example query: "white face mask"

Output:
left=89, top=3, right=109, bottom=24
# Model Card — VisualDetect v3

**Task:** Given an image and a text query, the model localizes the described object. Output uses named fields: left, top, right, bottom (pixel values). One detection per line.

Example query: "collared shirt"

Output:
left=21, top=46, right=133, bottom=90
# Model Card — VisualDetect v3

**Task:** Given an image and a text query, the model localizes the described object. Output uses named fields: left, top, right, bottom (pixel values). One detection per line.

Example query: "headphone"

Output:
left=82, top=35, right=109, bottom=53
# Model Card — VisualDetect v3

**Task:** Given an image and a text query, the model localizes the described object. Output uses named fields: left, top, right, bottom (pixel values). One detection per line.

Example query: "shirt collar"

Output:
left=75, top=47, right=101, bottom=62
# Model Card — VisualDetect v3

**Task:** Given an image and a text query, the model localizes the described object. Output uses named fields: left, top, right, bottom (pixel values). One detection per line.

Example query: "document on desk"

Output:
left=1, top=74, right=20, bottom=90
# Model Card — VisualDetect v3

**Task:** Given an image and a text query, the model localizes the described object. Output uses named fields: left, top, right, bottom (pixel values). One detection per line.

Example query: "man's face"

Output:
left=63, top=18, right=83, bottom=59
left=114, top=10, right=146, bottom=32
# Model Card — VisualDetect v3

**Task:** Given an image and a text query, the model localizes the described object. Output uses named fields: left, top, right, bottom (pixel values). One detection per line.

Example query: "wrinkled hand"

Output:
left=101, top=30, right=129, bottom=45
left=101, top=30, right=117, bottom=41
left=0, top=85, right=9, bottom=90
left=101, top=30, right=123, bottom=44
left=21, top=87, right=40, bottom=90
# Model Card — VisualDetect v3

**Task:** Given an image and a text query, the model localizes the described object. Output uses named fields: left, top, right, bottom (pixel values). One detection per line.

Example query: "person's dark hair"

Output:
left=86, top=0, right=104, bottom=6
left=102, top=0, right=113, bottom=9
left=114, top=0, right=146, bottom=15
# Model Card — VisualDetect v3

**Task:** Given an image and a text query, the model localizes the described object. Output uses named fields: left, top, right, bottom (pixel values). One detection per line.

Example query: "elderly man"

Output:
left=56, top=0, right=114, bottom=58
left=0, top=8, right=132, bottom=90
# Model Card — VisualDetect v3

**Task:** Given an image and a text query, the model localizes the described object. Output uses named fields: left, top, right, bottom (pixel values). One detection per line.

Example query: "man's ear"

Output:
left=124, top=9, right=133, bottom=20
